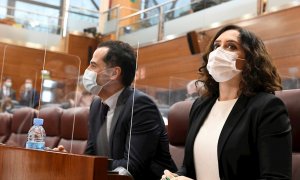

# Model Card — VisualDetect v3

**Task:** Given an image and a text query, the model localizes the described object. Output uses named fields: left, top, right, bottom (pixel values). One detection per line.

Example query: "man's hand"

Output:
left=52, top=145, right=67, bottom=153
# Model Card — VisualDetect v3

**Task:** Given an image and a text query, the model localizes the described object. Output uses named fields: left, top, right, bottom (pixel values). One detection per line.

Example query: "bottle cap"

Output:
left=33, top=118, right=44, bottom=126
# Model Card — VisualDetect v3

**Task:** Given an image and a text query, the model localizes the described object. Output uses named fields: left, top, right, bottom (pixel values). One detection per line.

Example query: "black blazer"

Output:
left=85, top=87, right=177, bottom=180
left=0, top=88, right=16, bottom=100
left=178, top=92, right=292, bottom=180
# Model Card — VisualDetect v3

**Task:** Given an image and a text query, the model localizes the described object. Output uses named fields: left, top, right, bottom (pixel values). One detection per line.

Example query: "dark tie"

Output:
left=96, top=102, right=110, bottom=156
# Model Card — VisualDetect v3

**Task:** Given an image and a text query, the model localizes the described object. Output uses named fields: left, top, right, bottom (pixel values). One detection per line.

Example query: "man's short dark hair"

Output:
left=98, top=40, right=136, bottom=87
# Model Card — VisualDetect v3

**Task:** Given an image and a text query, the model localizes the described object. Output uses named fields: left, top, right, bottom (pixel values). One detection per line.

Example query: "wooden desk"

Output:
left=0, top=145, right=131, bottom=180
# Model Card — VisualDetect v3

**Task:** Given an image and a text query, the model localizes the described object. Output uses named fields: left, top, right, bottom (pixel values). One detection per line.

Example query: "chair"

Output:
left=58, top=107, right=89, bottom=154
left=167, top=100, right=193, bottom=169
left=38, top=106, right=63, bottom=148
left=276, top=89, right=300, bottom=180
left=0, top=112, right=12, bottom=143
left=5, top=107, right=37, bottom=147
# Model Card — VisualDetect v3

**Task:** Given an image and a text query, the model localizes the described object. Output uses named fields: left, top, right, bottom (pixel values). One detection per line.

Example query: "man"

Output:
left=82, top=40, right=177, bottom=179
left=0, top=77, right=16, bottom=100
left=185, top=79, right=204, bottom=101
left=19, top=78, right=39, bottom=108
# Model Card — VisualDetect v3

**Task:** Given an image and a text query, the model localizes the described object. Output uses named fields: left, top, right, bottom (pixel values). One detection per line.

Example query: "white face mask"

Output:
left=82, top=69, right=112, bottom=95
left=207, top=48, right=245, bottom=82
left=25, top=83, right=32, bottom=90
left=5, top=82, right=12, bottom=88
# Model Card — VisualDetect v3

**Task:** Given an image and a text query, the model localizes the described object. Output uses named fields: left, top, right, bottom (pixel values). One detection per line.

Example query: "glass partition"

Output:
left=168, top=77, right=196, bottom=105
left=281, top=70, right=300, bottom=90
left=136, top=84, right=169, bottom=121
left=1, top=45, right=82, bottom=110
left=0, top=45, right=44, bottom=112
left=0, top=43, right=82, bottom=153
left=135, top=77, right=201, bottom=125
left=38, top=52, right=81, bottom=109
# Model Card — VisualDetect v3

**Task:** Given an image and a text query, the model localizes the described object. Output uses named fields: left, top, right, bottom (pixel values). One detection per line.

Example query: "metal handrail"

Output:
left=118, top=0, right=177, bottom=21
left=69, top=5, right=99, bottom=14
left=118, top=14, right=159, bottom=29
left=0, top=5, right=62, bottom=20
left=0, top=3, right=98, bottom=35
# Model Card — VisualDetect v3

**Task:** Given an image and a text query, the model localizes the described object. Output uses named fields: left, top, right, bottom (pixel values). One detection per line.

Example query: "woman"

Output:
left=162, top=25, right=292, bottom=180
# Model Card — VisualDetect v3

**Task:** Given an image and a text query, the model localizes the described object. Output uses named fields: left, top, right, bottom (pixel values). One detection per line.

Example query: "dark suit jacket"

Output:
left=19, top=89, right=39, bottom=108
left=178, top=92, right=292, bottom=180
left=85, top=87, right=177, bottom=180
left=0, top=88, right=16, bottom=100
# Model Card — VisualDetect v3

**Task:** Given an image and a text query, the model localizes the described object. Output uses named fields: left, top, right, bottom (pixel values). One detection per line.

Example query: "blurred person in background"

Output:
left=185, top=79, right=205, bottom=101
left=19, top=78, right=39, bottom=108
left=0, top=77, right=16, bottom=100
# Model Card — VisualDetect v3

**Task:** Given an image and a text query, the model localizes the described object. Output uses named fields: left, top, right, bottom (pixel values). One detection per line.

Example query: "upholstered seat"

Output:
left=167, top=100, right=193, bottom=169
left=5, top=107, right=37, bottom=147
left=276, top=89, right=300, bottom=180
left=58, top=107, right=89, bottom=154
left=38, top=106, right=63, bottom=148
left=0, top=112, right=12, bottom=143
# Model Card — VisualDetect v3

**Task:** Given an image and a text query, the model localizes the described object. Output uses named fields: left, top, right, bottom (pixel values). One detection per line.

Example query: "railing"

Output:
left=100, top=5, right=140, bottom=39
left=101, top=0, right=300, bottom=46
left=0, top=4, right=62, bottom=34
left=0, top=3, right=98, bottom=36
left=101, top=0, right=233, bottom=41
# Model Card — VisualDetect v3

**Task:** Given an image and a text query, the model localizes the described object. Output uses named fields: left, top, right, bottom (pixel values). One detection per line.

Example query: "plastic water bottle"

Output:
left=25, top=118, right=46, bottom=150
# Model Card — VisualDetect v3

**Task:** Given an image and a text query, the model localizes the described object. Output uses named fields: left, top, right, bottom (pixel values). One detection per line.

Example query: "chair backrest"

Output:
left=58, top=107, right=89, bottom=154
left=5, top=107, right=37, bottom=147
left=167, top=100, right=193, bottom=169
left=0, top=112, right=12, bottom=143
left=275, top=89, right=300, bottom=180
left=38, top=106, right=63, bottom=148
left=276, top=89, right=300, bottom=152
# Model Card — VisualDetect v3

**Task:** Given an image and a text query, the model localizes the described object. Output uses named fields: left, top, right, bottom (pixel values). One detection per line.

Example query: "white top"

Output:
left=104, top=88, right=124, bottom=139
left=193, top=98, right=237, bottom=180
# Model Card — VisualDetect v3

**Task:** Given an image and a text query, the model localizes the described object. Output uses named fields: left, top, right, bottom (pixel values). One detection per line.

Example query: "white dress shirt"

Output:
left=104, top=88, right=124, bottom=139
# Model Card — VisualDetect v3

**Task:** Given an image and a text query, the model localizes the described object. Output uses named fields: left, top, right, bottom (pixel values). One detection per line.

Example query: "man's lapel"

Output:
left=108, top=87, right=133, bottom=149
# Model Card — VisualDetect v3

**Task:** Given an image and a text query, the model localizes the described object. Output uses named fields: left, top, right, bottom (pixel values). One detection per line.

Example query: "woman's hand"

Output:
left=161, top=170, right=193, bottom=180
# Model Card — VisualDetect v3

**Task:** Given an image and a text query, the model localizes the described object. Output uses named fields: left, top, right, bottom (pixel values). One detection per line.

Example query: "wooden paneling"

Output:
left=264, top=33, right=300, bottom=60
left=0, top=145, right=108, bottom=180
left=136, top=54, right=201, bottom=88
left=273, top=55, right=300, bottom=78
left=199, top=5, right=300, bottom=43
left=138, top=36, right=191, bottom=64
left=0, top=42, right=81, bottom=100
left=240, top=6, right=300, bottom=41
left=67, top=33, right=98, bottom=74
left=0, top=144, right=132, bottom=180
left=136, top=36, right=199, bottom=89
